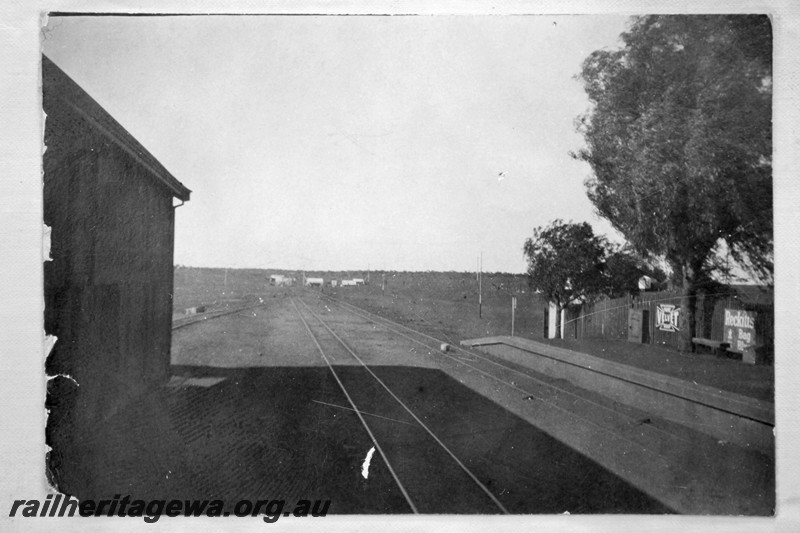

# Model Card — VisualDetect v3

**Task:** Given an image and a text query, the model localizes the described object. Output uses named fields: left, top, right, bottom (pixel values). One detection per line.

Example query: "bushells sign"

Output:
left=724, top=309, right=757, bottom=353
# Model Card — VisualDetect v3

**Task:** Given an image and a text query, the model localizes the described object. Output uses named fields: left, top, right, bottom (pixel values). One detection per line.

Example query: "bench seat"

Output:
left=692, top=337, right=730, bottom=356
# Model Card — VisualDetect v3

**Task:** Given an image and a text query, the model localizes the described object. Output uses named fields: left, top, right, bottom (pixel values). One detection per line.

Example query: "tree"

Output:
left=523, top=220, right=607, bottom=331
left=603, top=243, right=667, bottom=298
left=573, top=15, right=772, bottom=351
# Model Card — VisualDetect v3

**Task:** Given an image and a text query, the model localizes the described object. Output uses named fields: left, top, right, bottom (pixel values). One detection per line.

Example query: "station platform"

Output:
left=460, top=336, right=775, bottom=455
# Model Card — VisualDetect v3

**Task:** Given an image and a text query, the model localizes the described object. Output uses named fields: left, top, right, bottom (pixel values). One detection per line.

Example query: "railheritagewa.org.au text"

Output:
left=9, top=494, right=331, bottom=523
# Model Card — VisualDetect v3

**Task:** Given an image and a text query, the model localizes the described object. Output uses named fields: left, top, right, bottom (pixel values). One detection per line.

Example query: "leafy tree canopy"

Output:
left=574, top=15, right=772, bottom=285
left=523, top=220, right=607, bottom=310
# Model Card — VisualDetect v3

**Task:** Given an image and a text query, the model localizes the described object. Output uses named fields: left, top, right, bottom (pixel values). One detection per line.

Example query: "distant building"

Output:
left=42, top=55, right=191, bottom=428
left=269, top=274, right=294, bottom=287
left=305, top=277, right=324, bottom=287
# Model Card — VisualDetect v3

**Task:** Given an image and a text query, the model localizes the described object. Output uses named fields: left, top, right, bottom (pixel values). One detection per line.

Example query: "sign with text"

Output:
left=724, top=308, right=758, bottom=353
left=656, top=304, right=680, bottom=332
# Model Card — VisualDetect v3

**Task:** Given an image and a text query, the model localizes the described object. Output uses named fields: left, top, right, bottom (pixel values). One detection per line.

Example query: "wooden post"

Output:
left=581, top=309, right=585, bottom=339
left=511, top=296, right=516, bottom=337
left=478, top=252, right=482, bottom=318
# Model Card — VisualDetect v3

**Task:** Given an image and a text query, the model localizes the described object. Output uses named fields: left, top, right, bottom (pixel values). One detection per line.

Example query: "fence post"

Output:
left=696, top=293, right=705, bottom=339
left=511, top=296, right=516, bottom=337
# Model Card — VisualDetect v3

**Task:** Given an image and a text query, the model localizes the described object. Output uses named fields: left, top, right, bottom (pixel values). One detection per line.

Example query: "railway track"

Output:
left=314, top=291, right=696, bottom=447
left=172, top=301, right=267, bottom=330
left=290, top=296, right=510, bottom=514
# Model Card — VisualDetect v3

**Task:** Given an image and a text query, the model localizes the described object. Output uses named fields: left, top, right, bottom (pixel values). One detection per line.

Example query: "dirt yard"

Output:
left=172, top=267, right=773, bottom=402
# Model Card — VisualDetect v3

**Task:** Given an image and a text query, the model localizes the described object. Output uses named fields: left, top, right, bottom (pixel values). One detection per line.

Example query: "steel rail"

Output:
left=316, top=293, right=699, bottom=449
left=289, top=298, right=419, bottom=514
left=172, top=302, right=268, bottom=330
left=296, top=297, right=510, bottom=514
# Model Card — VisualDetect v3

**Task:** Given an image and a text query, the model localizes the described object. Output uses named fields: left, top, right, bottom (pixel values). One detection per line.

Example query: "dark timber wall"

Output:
left=42, top=54, right=191, bottom=467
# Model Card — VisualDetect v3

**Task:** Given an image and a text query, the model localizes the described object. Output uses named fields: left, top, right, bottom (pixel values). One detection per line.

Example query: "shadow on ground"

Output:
left=46, top=365, right=673, bottom=514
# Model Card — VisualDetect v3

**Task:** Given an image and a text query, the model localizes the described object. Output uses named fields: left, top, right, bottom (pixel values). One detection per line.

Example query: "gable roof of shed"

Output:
left=42, top=55, right=191, bottom=202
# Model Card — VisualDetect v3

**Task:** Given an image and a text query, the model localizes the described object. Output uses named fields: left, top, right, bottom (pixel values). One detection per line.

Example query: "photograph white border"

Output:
left=2, top=1, right=798, bottom=531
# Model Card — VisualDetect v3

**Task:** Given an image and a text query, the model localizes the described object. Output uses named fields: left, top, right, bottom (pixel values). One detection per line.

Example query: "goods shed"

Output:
left=42, top=55, right=191, bottom=428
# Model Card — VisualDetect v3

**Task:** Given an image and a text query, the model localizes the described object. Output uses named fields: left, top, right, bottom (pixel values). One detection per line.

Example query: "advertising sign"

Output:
left=724, top=308, right=758, bottom=353
left=655, top=304, right=680, bottom=332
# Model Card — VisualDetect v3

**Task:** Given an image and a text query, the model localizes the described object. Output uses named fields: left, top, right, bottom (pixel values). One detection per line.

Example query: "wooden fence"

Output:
left=563, top=290, right=774, bottom=355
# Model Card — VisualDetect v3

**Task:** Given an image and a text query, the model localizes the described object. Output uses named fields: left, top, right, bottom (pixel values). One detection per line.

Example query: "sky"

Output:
left=42, top=14, right=632, bottom=273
